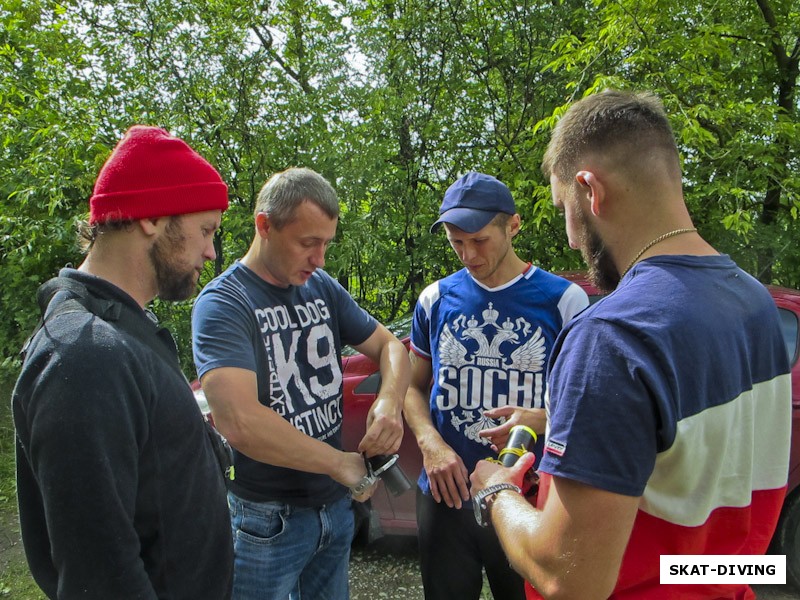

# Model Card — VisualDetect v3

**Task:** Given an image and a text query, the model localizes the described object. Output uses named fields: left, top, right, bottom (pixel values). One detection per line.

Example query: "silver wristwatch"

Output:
left=473, top=483, right=522, bottom=527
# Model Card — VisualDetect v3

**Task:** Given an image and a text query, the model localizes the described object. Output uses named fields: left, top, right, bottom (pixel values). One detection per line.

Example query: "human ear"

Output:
left=138, top=217, right=164, bottom=237
left=575, top=171, right=604, bottom=217
left=255, top=212, right=271, bottom=238
left=508, top=213, right=521, bottom=236
left=576, top=171, right=593, bottom=187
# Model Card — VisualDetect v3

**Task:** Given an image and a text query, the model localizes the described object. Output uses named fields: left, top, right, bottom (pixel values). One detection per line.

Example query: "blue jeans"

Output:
left=228, top=491, right=354, bottom=600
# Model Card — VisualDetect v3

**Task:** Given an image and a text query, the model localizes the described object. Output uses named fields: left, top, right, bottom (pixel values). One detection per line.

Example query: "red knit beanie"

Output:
left=89, top=125, right=229, bottom=225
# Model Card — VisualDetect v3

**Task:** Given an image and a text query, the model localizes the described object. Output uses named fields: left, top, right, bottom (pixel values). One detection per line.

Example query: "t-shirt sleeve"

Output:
left=409, top=299, right=432, bottom=359
left=329, top=278, right=378, bottom=346
left=559, top=282, right=590, bottom=323
left=539, top=317, right=662, bottom=497
left=192, top=286, right=258, bottom=379
left=410, top=280, right=440, bottom=359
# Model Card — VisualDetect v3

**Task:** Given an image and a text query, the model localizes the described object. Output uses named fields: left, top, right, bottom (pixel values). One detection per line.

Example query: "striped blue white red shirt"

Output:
left=535, top=255, right=791, bottom=599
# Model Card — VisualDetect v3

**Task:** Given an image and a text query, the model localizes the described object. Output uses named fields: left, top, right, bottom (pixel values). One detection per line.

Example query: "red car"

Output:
left=340, top=273, right=800, bottom=584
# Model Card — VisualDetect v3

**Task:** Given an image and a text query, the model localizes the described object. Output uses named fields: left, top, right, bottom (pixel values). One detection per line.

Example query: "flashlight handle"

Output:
left=498, top=425, right=537, bottom=467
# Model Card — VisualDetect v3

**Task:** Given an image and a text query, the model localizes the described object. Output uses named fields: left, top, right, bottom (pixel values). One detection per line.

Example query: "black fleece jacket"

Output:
left=12, top=269, right=233, bottom=599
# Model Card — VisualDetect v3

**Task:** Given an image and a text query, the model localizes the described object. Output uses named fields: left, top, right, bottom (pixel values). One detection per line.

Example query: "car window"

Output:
left=341, top=314, right=413, bottom=356
left=779, top=307, right=799, bottom=365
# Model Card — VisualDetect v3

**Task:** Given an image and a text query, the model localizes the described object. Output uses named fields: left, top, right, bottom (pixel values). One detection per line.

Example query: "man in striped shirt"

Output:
left=470, top=90, right=791, bottom=599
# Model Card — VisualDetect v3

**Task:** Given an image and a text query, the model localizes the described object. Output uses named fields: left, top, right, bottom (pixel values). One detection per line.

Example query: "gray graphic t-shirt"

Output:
left=193, top=261, right=377, bottom=505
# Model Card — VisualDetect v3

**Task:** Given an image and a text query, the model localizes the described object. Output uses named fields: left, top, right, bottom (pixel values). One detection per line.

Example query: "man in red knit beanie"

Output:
left=12, top=125, right=235, bottom=599
left=88, top=125, right=228, bottom=225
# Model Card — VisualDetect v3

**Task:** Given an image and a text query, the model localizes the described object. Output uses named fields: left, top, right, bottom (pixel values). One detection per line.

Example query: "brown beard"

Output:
left=575, top=202, right=621, bottom=293
left=149, top=217, right=197, bottom=301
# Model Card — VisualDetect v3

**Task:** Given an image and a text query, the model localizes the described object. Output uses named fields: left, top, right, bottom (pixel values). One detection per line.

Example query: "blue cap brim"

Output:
left=430, top=207, right=499, bottom=234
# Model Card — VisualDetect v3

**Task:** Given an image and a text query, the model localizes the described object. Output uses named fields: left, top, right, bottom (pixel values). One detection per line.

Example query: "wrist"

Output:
left=332, top=450, right=362, bottom=484
left=416, top=428, right=446, bottom=451
left=373, top=395, right=402, bottom=418
left=473, top=483, right=521, bottom=528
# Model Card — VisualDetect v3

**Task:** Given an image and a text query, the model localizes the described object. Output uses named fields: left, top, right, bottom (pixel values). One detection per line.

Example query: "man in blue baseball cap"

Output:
left=430, top=171, right=517, bottom=234
left=405, top=172, right=589, bottom=599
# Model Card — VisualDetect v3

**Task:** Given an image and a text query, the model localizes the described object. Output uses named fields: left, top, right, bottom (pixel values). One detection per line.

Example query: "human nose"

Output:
left=310, top=245, right=326, bottom=268
left=460, top=243, right=477, bottom=263
left=564, top=221, right=579, bottom=250
left=204, top=239, right=217, bottom=262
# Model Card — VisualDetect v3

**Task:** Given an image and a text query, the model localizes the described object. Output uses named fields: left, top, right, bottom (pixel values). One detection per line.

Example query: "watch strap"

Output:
left=473, top=483, right=521, bottom=527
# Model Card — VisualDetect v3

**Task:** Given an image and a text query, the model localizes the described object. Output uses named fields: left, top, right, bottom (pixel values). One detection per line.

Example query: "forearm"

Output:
left=202, top=368, right=363, bottom=486
left=375, top=338, right=410, bottom=411
left=404, top=351, right=472, bottom=504
left=486, top=476, right=634, bottom=600
left=219, top=403, right=356, bottom=482
left=22, top=380, right=158, bottom=598
left=26, top=454, right=158, bottom=599
left=403, top=384, right=443, bottom=450
left=490, top=492, right=568, bottom=598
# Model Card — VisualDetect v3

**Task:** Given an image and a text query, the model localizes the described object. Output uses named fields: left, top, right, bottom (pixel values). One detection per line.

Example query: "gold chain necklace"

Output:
left=622, top=228, right=697, bottom=277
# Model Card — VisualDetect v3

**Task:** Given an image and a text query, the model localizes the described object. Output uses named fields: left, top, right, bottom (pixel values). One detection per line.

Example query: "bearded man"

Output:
left=470, top=90, right=792, bottom=600
left=12, top=126, right=234, bottom=599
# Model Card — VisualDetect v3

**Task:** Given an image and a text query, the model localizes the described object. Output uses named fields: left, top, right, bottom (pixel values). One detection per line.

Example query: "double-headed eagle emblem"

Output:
left=438, top=303, right=546, bottom=371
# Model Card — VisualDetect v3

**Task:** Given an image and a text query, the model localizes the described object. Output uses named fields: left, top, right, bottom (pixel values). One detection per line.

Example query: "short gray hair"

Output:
left=255, top=167, right=339, bottom=228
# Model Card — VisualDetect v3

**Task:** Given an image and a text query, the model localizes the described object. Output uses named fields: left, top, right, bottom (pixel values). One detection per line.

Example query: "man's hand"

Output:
left=358, top=396, right=404, bottom=457
left=478, top=406, right=546, bottom=451
left=470, top=452, right=535, bottom=496
left=352, top=325, right=409, bottom=458
left=332, top=451, right=376, bottom=502
left=420, top=437, right=470, bottom=509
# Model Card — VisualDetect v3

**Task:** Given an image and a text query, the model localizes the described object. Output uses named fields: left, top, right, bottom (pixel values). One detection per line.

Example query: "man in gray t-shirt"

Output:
left=192, top=167, right=410, bottom=600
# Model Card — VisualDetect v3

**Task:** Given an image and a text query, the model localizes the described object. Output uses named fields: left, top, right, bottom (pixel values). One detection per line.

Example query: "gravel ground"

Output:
left=348, top=536, right=800, bottom=600
left=349, top=536, right=426, bottom=600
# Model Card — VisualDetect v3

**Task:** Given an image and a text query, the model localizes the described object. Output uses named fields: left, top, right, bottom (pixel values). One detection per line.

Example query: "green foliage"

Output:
left=1, top=0, right=798, bottom=374
left=0, top=1, right=102, bottom=376
left=542, top=0, right=799, bottom=285
left=0, top=381, right=14, bottom=507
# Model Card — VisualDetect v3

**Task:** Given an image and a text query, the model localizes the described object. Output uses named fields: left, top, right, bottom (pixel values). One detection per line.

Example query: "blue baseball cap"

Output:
left=430, top=172, right=516, bottom=233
